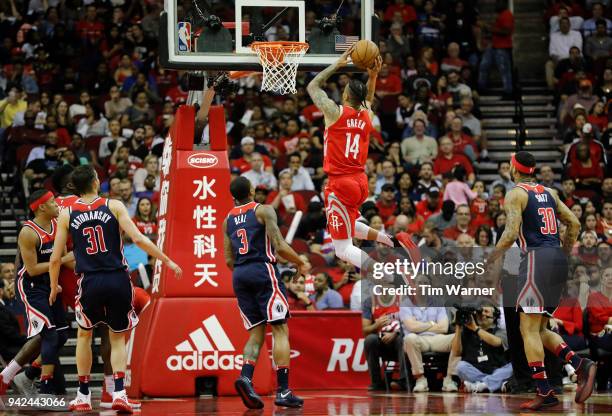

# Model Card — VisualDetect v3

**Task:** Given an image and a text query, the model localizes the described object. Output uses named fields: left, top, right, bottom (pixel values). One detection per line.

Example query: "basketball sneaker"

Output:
left=574, top=358, right=597, bottom=404
left=68, top=391, right=92, bottom=412
left=520, top=389, right=559, bottom=410
left=12, top=372, right=38, bottom=396
left=392, top=232, right=420, bottom=262
left=100, top=389, right=141, bottom=409
left=234, top=376, right=264, bottom=409
left=111, top=389, right=133, bottom=414
left=274, top=389, right=303, bottom=408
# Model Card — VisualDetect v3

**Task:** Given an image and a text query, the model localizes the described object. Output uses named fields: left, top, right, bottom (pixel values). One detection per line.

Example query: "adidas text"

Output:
left=166, top=351, right=244, bottom=371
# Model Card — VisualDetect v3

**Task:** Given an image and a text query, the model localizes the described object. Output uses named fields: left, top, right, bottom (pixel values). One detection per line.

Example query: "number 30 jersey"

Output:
left=323, top=105, right=372, bottom=176
left=69, top=197, right=127, bottom=273
left=515, top=183, right=561, bottom=249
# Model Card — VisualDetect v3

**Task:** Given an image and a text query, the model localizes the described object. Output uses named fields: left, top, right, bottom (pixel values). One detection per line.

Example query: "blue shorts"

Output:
left=75, top=270, right=139, bottom=332
left=17, top=278, right=68, bottom=339
left=232, top=262, right=290, bottom=330
left=517, top=248, right=568, bottom=316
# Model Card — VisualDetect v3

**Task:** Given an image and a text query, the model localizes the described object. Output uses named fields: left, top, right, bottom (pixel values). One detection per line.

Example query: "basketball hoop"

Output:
left=247, top=41, right=309, bottom=95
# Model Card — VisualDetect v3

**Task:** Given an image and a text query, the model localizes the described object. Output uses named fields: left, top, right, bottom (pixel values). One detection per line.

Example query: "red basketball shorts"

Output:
left=59, top=266, right=78, bottom=309
left=324, top=172, right=368, bottom=240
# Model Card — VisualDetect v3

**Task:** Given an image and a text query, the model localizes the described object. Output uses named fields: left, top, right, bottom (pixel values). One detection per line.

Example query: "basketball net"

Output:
left=249, top=41, right=309, bottom=95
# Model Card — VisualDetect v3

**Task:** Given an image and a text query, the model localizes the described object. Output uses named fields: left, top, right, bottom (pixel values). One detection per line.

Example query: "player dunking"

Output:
left=489, top=151, right=597, bottom=410
left=0, top=191, right=74, bottom=400
left=306, top=46, right=413, bottom=271
left=49, top=165, right=182, bottom=412
left=223, top=177, right=305, bottom=409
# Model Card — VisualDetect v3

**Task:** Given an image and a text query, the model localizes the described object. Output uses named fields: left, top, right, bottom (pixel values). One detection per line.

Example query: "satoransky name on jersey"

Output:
left=70, top=210, right=112, bottom=229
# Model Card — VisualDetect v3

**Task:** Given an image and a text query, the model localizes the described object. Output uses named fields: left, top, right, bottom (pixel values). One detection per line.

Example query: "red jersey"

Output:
left=323, top=105, right=372, bottom=176
left=133, top=217, right=158, bottom=240
left=55, top=194, right=80, bottom=309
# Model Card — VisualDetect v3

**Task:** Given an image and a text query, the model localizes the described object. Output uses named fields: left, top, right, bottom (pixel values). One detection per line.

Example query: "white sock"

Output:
left=354, top=221, right=393, bottom=246
left=105, top=375, right=114, bottom=394
left=333, top=238, right=375, bottom=271
left=1, top=360, right=22, bottom=384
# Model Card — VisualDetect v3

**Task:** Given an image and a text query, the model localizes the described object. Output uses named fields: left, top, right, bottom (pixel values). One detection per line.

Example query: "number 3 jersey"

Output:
left=69, top=197, right=127, bottom=273
left=226, top=201, right=276, bottom=266
left=323, top=105, right=372, bottom=176
left=515, top=183, right=561, bottom=249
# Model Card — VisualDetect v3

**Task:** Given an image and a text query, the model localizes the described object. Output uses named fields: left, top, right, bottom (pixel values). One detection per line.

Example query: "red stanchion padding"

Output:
left=128, top=297, right=273, bottom=397
left=281, top=311, right=370, bottom=389
left=125, top=298, right=157, bottom=398
left=208, top=105, right=227, bottom=151
left=173, top=106, right=196, bottom=151
left=153, top=106, right=234, bottom=298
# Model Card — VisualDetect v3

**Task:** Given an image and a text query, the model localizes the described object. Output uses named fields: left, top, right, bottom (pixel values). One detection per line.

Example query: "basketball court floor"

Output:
left=3, top=390, right=612, bottom=415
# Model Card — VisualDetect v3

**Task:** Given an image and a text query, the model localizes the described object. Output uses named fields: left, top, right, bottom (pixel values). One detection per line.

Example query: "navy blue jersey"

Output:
left=226, top=201, right=276, bottom=266
left=515, top=183, right=561, bottom=249
left=17, top=219, right=57, bottom=287
left=69, top=197, right=127, bottom=273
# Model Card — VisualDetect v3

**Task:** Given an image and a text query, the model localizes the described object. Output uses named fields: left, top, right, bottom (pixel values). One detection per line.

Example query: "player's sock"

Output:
left=241, top=360, right=256, bottom=381
left=529, top=361, right=552, bottom=394
left=276, top=366, right=289, bottom=392
left=376, top=233, right=393, bottom=246
left=114, top=372, right=125, bottom=392
left=555, top=342, right=583, bottom=369
left=40, top=375, right=54, bottom=394
left=354, top=221, right=393, bottom=246
left=1, top=360, right=22, bottom=384
left=105, top=374, right=115, bottom=394
left=78, top=375, right=90, bottom=395
left=24, top=361, right=42, bottom=381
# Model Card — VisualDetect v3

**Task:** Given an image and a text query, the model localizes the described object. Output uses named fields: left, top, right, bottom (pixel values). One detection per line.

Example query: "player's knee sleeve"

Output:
left=354, top=221, right=370, bottom=240
left=56, top=329, right=68, bottom=350
left=41, top=328, right=59, bottom=365
left=332, top=239, right=364, bottom=269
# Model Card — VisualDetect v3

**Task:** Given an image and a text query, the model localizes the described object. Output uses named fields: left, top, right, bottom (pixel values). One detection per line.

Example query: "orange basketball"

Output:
left=350, top=39, right=379, bottom=69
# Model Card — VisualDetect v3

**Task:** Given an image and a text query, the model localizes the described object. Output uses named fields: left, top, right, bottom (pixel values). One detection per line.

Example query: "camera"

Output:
left=453, top=304, right=479, bottom=326
left=202, top=14, right=222, bottom=32
left=316, top=16, right=341, bottom=35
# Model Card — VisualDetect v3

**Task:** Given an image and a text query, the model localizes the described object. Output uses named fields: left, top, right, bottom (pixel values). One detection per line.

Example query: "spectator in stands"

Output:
left=597, top=201, right=612, bottom=242
left=363, top=284, right=407, bottom=391
left=441, top=42, right=468, bottom=73
left=286, top=153, right=315, bottom=191
left=401, top=119, right=438, bottom=166
left=414, top=162, right=442, bottom=200
left=125, top=91, right=155, bottom=125
left=241, top=153, right=278, bottom=191
left=433, top=137, right=475, bottom=182
left=586, top=266, right=612, bottom=353
left=547, top=17, right=584, bottom=89
left=539, top=165, right=563, bottom=193
left=286, top=275, right=316, bottom=311
left=550, top=5, right=584, bottom=33
left=568, top=142, right=605, bottom=189
left=562, top=79, right=599, bottom=124
left=429, top=200, right=457, bottom=230
left=310, top=272, right=343, bottom=310
left=444, top=166, right=478, bottom=206
left=231, top=136, right=273, bottom=173
left=443, top=204, right=475, bottom=240
left=133, top=155, right=160, bottom=193
left=118, top=178, right=138, bottom=217
left=452, top=302, right=511, bottom=392
left=444, top=117, right=478, bottom=162
left=376, top=184, right=398, bottom=223
left=447, top=70, right=472, bottom=104
left=76, top=102, right=109, bottom=138
left=0, top=279, right=25, bottom=362
left=387, top=22, right=411, bottom=63
left=582, top=2, right=612, bottom=37
left=104, top=85, right=132, bottom=119
left=402, top=274, right=458, bottom=392
left=132, top=197, right=157, bottom=241
left=585, top=19, right=612, bottom=59
left=99, top=119, right=126, bottom=160
left=23, top=143, right=59, bottom=191
left=477, top=0, right=515, bottom=98
left=1, top=263, right=15, bottom=283
left=488, top=161, right=514, bottom=196
left=458, top=97, right=487, bottom=159
left=376, top=64, right=403, bottom=97
left=375, top=160, right=397, bottom=195
left=266, top=170, right=306, bottom=222
left=0, top=86, right=26, bottom=132
left=551, top=279, right=587, bottom=351
left=588, top=101, right=608, bottom=133
left=416, top=187, right=443, bottom=221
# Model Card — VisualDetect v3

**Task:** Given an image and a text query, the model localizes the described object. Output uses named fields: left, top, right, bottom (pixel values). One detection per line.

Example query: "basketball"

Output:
left=350, top=40, right=379, bottom=69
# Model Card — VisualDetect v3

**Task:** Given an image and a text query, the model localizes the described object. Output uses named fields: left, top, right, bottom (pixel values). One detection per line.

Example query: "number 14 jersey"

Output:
left=323, top=105, right=373, bottom=176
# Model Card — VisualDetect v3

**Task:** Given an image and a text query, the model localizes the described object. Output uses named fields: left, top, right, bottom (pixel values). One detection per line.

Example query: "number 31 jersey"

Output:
left=69, top=197, right=127, bottom=273
left=515, top=183, right=561, bottom=249
left=323, top=105, right=372, bottom=176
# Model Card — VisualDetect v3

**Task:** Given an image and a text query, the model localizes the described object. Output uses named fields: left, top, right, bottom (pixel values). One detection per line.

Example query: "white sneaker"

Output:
left=442, top=377, right=458, bottom=392
left=464, top=380, right=476, bottom=393
left=473, top=381, right=488, bottom=392
left=412, top=377, right=429, bottom=392
left=69, top=391, right=92, bottom=412
left=112, top=389, right=133, bottom=414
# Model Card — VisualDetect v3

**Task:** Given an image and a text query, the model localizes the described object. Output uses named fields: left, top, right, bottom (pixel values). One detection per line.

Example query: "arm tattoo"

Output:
left=307, top=64, right=341, bottom=122
left=495, top=189, right=524, bottom=250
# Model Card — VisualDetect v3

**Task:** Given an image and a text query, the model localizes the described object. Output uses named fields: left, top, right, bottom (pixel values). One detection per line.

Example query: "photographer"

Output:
left=452, top=301, right=512, bottom=392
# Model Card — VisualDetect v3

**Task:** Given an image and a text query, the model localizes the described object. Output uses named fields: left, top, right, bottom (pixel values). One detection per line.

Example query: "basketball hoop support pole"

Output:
left=208, top=105, right=227, bottom=151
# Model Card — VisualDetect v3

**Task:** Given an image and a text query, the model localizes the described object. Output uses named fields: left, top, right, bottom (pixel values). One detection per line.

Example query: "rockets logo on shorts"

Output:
left=328, top=213, right=343, bottom=232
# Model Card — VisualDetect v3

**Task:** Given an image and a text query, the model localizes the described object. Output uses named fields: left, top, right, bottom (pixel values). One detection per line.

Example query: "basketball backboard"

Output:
left=160, top=0, right=376, bottom=72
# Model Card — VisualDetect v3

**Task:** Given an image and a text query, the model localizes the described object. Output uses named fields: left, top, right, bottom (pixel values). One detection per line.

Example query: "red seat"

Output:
left=291, top=238, right=310, bottom=253
left=308, top=252, right=327, bottom=268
